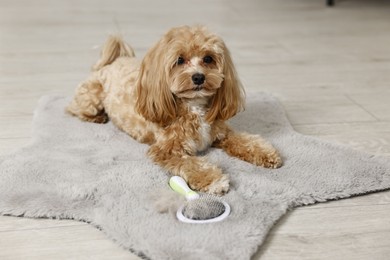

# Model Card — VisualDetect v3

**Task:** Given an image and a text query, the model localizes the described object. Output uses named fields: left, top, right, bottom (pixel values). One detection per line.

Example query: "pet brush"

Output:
left=169, top=176, right=231, bottom=224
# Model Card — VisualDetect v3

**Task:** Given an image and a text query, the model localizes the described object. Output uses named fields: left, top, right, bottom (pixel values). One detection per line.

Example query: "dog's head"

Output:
left=136, top=26, right=245, bottom=126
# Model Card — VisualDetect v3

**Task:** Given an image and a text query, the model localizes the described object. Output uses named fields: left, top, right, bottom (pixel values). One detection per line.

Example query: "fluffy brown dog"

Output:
left=67, top=26, right=282, bottom=195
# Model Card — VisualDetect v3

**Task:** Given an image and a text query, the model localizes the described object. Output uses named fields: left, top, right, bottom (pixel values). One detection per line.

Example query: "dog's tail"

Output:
left=92, top=35, right=135, bottom=71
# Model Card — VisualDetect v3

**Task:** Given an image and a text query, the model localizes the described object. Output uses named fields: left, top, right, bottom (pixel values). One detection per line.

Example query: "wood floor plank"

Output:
left=0, top=216, right=83, bottom=232
left=0, top=224, right=139, bottom=260
left=256, top=203, right=390, bottom=259
left=257, top=230, right=390, bottom=260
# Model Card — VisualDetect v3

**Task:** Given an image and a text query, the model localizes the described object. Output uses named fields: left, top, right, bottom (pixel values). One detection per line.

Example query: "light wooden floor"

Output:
left=1, top=0, right=390, bottom=259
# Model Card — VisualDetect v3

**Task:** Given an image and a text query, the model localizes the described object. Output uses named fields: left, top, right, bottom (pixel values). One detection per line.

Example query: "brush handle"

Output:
left=169, top=176, right=199, bottom=201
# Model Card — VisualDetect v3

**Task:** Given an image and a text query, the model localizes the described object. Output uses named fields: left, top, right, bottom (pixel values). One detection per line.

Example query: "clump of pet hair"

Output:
left=150, top=188, right=185, bottom=214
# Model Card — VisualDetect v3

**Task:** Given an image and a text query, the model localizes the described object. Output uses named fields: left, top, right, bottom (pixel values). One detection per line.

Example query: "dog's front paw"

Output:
left=187, top=167, right=230, bottom=196
left=204, top=174, right=230, bottom=195
left=260, top=150, right=282, bottom=169
left=249, top=140, right=282, bottom=169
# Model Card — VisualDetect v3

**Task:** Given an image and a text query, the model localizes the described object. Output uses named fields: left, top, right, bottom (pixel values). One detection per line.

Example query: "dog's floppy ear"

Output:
left=206, top=41, right=245, bottom=122
left=136, top=39, right=177, bottom=126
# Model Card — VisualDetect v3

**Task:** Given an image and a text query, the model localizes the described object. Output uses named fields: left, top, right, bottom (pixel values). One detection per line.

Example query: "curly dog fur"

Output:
left=67, top=25, right=282, bottom=195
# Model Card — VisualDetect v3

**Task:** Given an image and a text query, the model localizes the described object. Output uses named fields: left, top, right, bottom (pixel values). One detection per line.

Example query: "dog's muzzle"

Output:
left=194, top=85, right=203, bottom=91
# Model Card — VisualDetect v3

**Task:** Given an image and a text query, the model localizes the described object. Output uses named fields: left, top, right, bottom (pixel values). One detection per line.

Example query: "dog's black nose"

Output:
left=192, top=73, right=205, bottom=85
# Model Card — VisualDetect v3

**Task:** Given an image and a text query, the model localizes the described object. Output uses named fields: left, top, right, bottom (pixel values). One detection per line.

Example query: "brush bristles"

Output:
left=182, top=195, right=225, bottom=220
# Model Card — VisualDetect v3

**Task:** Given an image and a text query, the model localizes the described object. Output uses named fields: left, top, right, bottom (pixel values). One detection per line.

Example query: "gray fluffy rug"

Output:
left=0, top=92, right=389, bottom=260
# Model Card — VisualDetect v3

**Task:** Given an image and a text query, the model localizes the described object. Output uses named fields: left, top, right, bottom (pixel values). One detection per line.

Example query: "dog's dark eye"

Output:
left=203, top=56, right=213, bottom=64
left=177, top=57, right=185, bottom=65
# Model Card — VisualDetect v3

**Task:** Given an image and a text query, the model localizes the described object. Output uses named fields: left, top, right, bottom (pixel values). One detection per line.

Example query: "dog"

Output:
left=67, top=25, right=282, bottom=195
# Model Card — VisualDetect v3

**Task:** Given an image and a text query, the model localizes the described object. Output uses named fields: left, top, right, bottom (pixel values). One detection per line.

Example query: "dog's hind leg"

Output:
left=67, top=35, right=134, bottom=124
left=66, top=76, right=108, bottom=124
